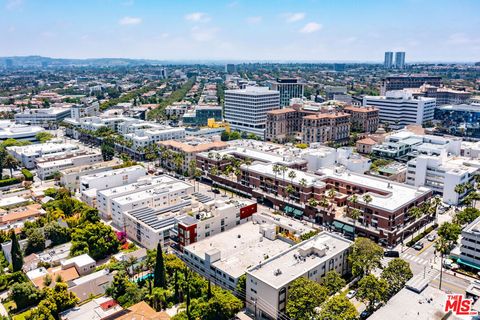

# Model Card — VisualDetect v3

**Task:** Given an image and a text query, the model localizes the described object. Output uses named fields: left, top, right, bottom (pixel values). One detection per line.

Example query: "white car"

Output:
left=427, top=234, right=436, bottom=241
left=346, top=290, right=357, bottom=299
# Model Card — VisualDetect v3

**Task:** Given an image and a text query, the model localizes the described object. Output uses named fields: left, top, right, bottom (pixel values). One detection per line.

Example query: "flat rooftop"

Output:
left=369, top=285, right=462, bottom=320
left=244, top=162, right=326, bottom=188
left=185, top=221, right=291, bottom=279
left=80, top=165, right=145, bottom=182
left=247, top=232, right=351, bottom=289
left=7, top=142, right=78, bottom=156
left=98, top=175, right=177, bottom=198
left=112, top=180, right=193, bottom=205
left=318, top=167, right=431, bottom=212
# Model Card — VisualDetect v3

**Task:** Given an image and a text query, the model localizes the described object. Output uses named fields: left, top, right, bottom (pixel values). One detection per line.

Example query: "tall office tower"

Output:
left=225, top=64, right=236, bottom=74
left=224, top=86, right=280, bottom=138
left=268, top=78, right=305, bottom=107
left=395, top=52, right=406, bottom=69
left=384, top=52, right=394, bottom=69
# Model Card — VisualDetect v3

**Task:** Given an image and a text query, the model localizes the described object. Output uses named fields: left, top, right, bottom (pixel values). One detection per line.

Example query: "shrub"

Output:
left=406, top=224, right=437, bottom=247
left=21, top=169, right=34, bottom=181
left=0, top=178, right=21, bottom=187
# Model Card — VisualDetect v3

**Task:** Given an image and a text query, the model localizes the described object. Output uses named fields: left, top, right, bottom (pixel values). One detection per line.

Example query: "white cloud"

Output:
left=119, top=16, right=142, bottom=26
left=299, top=22, right=322, bottom=33
left=185, top=12, right=211, bottom=23
left=191, top=26, right=218, bottom=42
left=447, top=33, right=479, bottom=45
left=284, top=12, right=305, bottom=23
left=246, top=16, right=262, bottom=25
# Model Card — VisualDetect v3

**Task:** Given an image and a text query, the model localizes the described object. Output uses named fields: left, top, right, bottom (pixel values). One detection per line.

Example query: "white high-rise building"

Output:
left=395, top=52, right=406, bottom=69
left=224, top=86, right=280, bottom=138
left=384, top=52, right=394, bottom=69
left=363, top=90, right=436, bottom=126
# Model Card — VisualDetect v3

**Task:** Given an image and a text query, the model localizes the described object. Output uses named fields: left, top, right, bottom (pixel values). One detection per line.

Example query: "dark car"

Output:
left=384, top=250, right=400, bottom=258
left=360, top=310, right=372, bottom=319
left=212, top=188, right=220, bottom=194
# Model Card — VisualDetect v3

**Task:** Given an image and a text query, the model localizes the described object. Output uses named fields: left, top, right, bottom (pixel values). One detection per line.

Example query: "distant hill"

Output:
left=0, top=55, right=168, bottom=67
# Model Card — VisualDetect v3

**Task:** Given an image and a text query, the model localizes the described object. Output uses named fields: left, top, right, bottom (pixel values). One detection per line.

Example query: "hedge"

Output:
left=406, top=224, right=438, bottom=247
left=21, top=169, right=34, bottom=181
left=0, top=178, right=21, bottom=187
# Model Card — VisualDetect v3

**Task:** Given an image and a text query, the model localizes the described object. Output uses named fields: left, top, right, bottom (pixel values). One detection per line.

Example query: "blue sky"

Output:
left=1, top=0, right=479, bottom=62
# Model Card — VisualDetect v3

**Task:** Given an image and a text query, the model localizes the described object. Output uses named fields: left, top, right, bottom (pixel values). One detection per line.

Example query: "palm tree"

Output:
left=3, top=154, right=18, bottom=177
left=430, top=196, right=442, bottom=223
left=348, top=194, right=358, bottom=213
left=280, top=165, right=288, bottom=182
left=299, top=178, right=307, bottom=188
left=350, top=208, right=361, bottom=228
left=455, top=183, right=466, bottom=201
left=327, top=188, right=336, bottom=199
left=307, top=198, right=318, bottom=207
left=319, top=197, right=329, bottom=208
left=408, top=207, right=423, bottom=241
left=272, top=164, right=281, bottom=187
left=288, top=170, right=297, bottom=185
left=285, top=184, right=295, bottom=202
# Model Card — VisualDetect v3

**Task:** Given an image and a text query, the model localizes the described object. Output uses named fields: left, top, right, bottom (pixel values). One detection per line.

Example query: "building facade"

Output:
left=268, top=79, right=305, bottom=107
left=224, top=86, right=280, bottom=138
left=343, top=106, right=379, bottom=133
left=380, top=75, right=442, bottom=95
left=302, top=113, right=351, bottom=144
left=363, top=90, right=436, bottom=126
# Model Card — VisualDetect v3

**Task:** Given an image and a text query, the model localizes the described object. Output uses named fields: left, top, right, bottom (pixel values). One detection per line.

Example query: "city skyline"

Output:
left=1, top=0, right=479, bottom=62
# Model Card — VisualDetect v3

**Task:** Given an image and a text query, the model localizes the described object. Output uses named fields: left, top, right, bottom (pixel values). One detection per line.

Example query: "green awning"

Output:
left=332, top=221, right=344, bottom=230
left=457, top=258, right=480, bottom=271
left=284, top=205, right=295, bottom=215
left=293, top=209, right=304, bottom=217
left=342, top=224, right=355, bottom=234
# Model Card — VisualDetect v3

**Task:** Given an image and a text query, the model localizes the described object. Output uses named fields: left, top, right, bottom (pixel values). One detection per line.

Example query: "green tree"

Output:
left=285, top=277, right=328, bottom=320
left=3, top=154, right=18, bottom=177
left=154, top=242, right=167, bottom=288
left=10, top=282, right=42, bottom=310
left=44, top=222, right=71, bottom=246
left=437, top=222, right=461, bottom=243
left=70, top=222, right=119, bottom=260
left=381, top=258, right=413, bottom=298
left=9, top=230, right=23, bottom=272
left=25, top=229, right=46, bottom=255
left=348, top=237, right=383, bottom=277
left=100, top=138, right=115, bottom=161
left=35, top=132, right=54, bottom=143
left=322, top=271, right=346, bottom=295
left=454, top=208, right=480, bottom=225
left=317, top=295, right=358, bottom=320
left=356, top=274, right=388, bottom=312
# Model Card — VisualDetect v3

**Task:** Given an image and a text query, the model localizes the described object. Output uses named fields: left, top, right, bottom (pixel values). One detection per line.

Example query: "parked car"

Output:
left=346, top=290, right=357, bottom=299
left=360, top=310, right=372, bottom=319
left=384, top=250, right=400, bottom=258
left=427, top=234, right=436, bottom=242
left=413, top=242, right=424, bottom=250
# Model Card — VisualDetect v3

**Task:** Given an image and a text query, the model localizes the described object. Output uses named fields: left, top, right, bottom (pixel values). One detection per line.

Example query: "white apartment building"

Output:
left=70, top=103, right=99, bottom=120
left=79, top=165, right=147, bottom=207
left=224, top=86, right=280, bottom=137
left=246, top=232, right=352, bottom=320
left=124, top=126, right=185, bottom=149
left=111, top=178, right=194, bottom=228
left=459, top=217, right=480, bottom=270
left=7, top=143, right=79, bottom=169
left=363, top=90, right=436, bottom=126
left=36, top=151, right=103, bottom=180
left=15, top=107, right=71, bottom=126
left=182, top=221, right=291, bottom=291
left=176, top=197, right=258, bottom=249
left=406, top=151, right=480, bottom=205
left=0, top=120, right=45, bottom=142
left=96, top=175, right=178, bottom=220
left=59, top=159, right=122, bottom=192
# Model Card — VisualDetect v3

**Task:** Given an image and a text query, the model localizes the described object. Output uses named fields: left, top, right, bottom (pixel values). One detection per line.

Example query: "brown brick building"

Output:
left=343, top=106, right=379, bottom=133
left=302, top=113, right=351, bottom=144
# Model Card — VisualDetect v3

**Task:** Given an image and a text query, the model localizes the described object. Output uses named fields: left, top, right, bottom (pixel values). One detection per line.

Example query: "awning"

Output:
left=284, top=205, right=295, bottom=215
left=293, top=208, right=304, bottom=218
left=332, top=221, right=344, bottom=230
left=457, top=258, right=480, bottom=271
left=342, top=224, right=355, bottom=234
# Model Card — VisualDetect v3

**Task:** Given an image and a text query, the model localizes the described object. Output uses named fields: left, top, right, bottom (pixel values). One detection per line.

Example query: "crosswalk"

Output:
left=401, top=253, right=431, bottom=266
